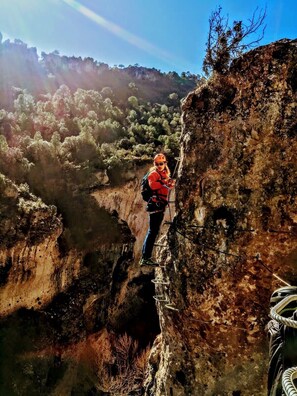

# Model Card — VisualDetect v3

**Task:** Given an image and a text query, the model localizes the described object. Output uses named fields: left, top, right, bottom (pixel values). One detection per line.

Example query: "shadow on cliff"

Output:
left=0, top=229, right=160, bottom=395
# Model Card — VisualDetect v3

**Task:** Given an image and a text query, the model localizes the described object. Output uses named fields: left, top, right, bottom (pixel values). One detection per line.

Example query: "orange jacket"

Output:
left=148, top=169, right=171, bottom=203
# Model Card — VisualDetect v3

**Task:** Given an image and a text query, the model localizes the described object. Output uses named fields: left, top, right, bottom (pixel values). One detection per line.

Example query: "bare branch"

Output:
left=203, top=6, right=267, bottom=76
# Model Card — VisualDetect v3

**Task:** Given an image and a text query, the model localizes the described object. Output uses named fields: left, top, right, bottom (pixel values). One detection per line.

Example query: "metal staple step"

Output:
left=164, top=303, right=179, bottom=312
left=151, top=278, right=170, bottom=285
left=153, top=295, right=169, bottom=303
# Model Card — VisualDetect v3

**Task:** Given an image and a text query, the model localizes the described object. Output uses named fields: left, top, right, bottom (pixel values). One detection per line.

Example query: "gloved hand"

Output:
left=166, top=178, right=175, bottom=188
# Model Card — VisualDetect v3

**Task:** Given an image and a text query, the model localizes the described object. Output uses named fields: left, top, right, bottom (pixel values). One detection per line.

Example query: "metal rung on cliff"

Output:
left=151, top=278, right=170, bottom=285
left=153, top=295, right=169, bottom=302
left=153, top=295, right=179, bottom=312
left=149, top=260, right=166, bottom=269
left=164, top=303, right=179, bottom=312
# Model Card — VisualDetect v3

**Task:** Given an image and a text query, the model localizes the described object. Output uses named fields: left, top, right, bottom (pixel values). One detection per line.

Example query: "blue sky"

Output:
left=0, top=0, right=296, bottom=75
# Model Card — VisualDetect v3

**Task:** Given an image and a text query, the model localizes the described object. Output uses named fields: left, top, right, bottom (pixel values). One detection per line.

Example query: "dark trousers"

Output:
left=142, top=211, right=164, bottom=259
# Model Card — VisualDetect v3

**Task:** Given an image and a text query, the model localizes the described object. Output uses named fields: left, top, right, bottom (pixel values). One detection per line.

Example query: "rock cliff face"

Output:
left=0, top=175, right=159, bottom=395
left=1, top=39, right=297, bottom=396
left=145, top=40, right=297, bottom=395
left=0, top=178, right=75, bottom=316
left=92, top=165, right=173, bottom=259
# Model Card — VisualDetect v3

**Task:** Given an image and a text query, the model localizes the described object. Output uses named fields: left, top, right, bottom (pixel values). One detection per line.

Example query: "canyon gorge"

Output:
left=0, top=39, right=297, bottom=395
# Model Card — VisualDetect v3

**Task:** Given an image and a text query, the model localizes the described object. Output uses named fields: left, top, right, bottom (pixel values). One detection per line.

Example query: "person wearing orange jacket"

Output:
left=140, top=153, right=175, bottom=266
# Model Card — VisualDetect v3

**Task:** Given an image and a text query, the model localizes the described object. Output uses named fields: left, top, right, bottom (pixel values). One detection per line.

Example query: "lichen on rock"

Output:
left=146, top=40, right=297, bottom=395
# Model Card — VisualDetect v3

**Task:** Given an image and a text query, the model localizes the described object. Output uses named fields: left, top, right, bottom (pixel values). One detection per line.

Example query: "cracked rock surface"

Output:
left=145, top=40, right=297, bottom=396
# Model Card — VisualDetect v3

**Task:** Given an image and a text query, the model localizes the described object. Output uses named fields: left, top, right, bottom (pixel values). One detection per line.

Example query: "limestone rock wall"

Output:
left=0, top=232, right=81, bottom=316
left=92, top=165, right=172, bottom=259
left=0, top=178, right=80, bottom=316
left=146, top=40, right=297, bottom=395
left=92, top=167, right=147, bottom=259
left=0, top=175, right=160, bottom=395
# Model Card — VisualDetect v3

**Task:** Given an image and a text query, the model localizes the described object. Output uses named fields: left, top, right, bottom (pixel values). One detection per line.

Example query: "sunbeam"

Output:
left=62, top=0, right=180, bottom=68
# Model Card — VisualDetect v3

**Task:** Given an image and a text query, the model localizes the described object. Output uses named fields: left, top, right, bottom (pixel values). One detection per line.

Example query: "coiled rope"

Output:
left=270, top=295, right=297, bottom=329
left=270, top=296, right=297, bottom=395
left=282, top=367, right=297, bottom=396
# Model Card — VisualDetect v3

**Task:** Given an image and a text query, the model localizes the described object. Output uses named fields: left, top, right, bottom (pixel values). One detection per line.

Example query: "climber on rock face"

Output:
left=140, top=153, right=175, bottom=267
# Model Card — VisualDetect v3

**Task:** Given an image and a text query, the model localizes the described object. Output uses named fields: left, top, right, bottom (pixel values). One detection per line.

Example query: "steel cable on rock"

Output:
left=154, top=224, right=281, bottom=332
left=169, top=222, right=291, bottom=287
left=185, top=223, right=296, bottom=236
left=155, top=220, right=291, bottom=312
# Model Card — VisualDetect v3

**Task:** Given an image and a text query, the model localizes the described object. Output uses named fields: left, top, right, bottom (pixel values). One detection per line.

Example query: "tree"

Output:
left=168, top=92, right=178, bottom=101
left=52, top=84, right=73, bottom=118
left=0, top=135, right=8, bottom=152
left=203, top=6, right=266, bottom=76
left=14, top=91, right=35, bottom=114
left=101, top=86, right=113, bottom=98
left=128, top=96, right=139, bottom=109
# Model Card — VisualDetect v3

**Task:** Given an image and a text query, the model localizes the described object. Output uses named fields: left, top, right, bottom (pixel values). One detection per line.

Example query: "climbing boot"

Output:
left=140, top=257, right=159, bottom=267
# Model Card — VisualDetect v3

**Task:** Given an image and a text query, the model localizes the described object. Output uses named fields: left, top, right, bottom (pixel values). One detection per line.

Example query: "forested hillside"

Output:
left=0, top=36, right=199, bottom=251
left=0, top=35, right=198, bottom=108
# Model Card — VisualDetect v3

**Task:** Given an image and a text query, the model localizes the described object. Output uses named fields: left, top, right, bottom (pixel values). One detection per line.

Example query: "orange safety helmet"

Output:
left=154, top=153, right=167, bottom=164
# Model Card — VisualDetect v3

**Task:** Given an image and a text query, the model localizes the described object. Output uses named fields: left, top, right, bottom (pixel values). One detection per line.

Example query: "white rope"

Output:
left=270, top=295, right=297, bottom=394
left=282, top=367, right=297, bottom=396
left=270, top=295, right=297, bottom=329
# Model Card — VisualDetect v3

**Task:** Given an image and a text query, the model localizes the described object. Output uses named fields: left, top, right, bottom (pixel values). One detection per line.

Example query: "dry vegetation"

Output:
left=84, top=331, right=151, bottom=395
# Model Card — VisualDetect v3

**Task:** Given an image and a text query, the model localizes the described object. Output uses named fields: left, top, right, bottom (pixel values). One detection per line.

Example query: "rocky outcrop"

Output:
left=0, top=174, right=160, bottom=395
left=92, top=167, right=147, bottom=259
left=146, top=40, right=297, bottom=395
left=0, top=177, right=77, bottom=316
left=92, top=165, right=173, bottom=259
left=2, top=38, right=297, bottom=396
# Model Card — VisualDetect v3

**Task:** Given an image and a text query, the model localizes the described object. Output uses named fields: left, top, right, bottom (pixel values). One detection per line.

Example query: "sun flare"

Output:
left=62, top=0, right=178, bottom=66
